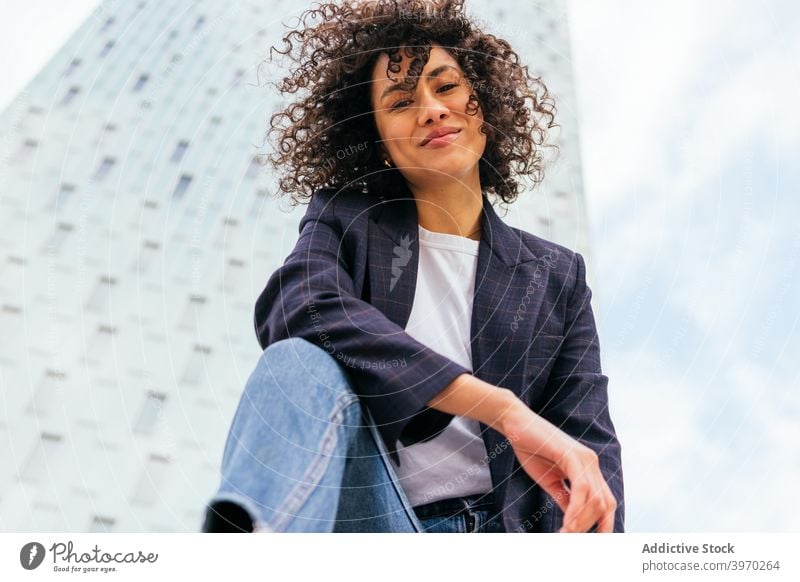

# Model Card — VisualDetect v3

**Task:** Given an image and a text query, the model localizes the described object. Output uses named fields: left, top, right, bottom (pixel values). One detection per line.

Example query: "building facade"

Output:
left=0, top=0, right=591, bottom=531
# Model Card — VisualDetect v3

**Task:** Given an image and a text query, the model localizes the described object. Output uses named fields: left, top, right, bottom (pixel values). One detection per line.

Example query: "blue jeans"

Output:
left=201, top=337, right=505, bottom=533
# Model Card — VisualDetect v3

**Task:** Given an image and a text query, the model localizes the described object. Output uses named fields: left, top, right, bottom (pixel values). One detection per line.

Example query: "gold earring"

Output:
left=383, top=158, right=392, bottom=168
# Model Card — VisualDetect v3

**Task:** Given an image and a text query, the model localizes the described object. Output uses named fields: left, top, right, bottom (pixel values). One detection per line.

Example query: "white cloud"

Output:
left=0, top=1, right=101, bottom=113
left=569, top=0, right=800, bottom=530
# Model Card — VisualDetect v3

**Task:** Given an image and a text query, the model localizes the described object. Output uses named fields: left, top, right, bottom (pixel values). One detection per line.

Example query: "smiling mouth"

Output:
left=421, top=130, right=462, bottom=147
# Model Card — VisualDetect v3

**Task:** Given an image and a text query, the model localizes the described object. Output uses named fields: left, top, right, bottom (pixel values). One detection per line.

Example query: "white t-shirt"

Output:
left=391, top=224, right=493, bottom=507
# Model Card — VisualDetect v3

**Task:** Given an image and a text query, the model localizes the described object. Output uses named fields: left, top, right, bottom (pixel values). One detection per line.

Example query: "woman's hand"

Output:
left=499, top=402, right=617, bottom=533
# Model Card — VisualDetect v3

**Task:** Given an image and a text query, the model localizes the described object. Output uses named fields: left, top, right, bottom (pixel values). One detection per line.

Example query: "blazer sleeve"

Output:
left=253, top=189, right=472, bottom=463
left=534, top=251, right=625, bottom=532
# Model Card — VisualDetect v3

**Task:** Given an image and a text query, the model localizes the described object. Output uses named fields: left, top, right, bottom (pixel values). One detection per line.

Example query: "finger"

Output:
left=521, top=453, right=572, bottom=513
left=562, top=478, right=607, bottom=533
left=559, top=479, right=590, bottom=533
left=596, top=489, right=617, bottom=533
left=576, top=482, right=613, bottom=533
left=559, top=456, right=596, bottom=532
left=561, top=453, right=610, bottom=533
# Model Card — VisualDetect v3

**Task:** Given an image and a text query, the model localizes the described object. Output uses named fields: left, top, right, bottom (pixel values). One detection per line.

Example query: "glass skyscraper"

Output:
left=0, top=0, right=591, bottom=531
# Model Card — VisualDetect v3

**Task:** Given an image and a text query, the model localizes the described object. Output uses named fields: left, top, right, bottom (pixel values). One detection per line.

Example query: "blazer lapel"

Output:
left=366, top=193, right=419, bottom=329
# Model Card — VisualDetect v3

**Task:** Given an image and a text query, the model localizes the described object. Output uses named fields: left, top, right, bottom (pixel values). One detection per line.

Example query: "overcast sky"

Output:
left=568, top=0, right=800, bottom=531
left=1, top=0, right=798, bottom=531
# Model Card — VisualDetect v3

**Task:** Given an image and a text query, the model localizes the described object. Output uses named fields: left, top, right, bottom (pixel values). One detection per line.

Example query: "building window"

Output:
left=232, top=68, right=245, bottom=87
left=244, top=156, right=261, bottom=179
left=61, top=86, right=80, bottom=106
left=171, top=140, right=189, bottom=163
left=180, top=344, right=211, bottom=385
left=133, top=73, right=149, bottom=92
left=93, top=157, right=115, bottom=180
left=17, top=138, right=38, bottom=161
left=88, top=516, right=115, bottom=532
left=20, top=433, right=63, bottom=483
left=0, top=304, right=22, bottom=346
left=65, top=58, right=81, bottom=76
left=178, top=294, right=206, bottom=330
left=85, top=275, right=117, bottom=312
left=222, top=258, right=246, bottom=291
left=130, top=454, right=170, bottom=506
left=50, top=183, right=75, bottom=209
left=215, top=217, right=239, bottom=247
left=133, top=240, right=160, bottom=274
left=99, top=40, right=115, bottom=57
left=100, top=17, right=115, bottom=33
left=172, top=174, right=192, bottom=198
left=27, top=370, right=66, bottom=415
left=0, top=255, right=26, bottom=284
left=133, top=391, right=166, bottom=435
left=250, top=188, right=268, bottom=217
left=87, top=325, right=117, bottom=361
left=42, top=222, right=74, bottom=254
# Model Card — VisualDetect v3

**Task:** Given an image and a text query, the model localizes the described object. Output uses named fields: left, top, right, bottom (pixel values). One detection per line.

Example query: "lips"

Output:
left=420, top=128, right=461, bottom=147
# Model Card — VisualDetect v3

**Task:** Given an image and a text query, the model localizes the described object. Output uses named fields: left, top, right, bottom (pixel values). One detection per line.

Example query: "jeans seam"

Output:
left=268, top=392, right=359, bottom=532
left=359, top=407, right=427, bottom=532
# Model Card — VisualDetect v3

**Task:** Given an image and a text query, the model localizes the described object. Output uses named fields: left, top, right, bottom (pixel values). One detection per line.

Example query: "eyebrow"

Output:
left=379, top=64, right=459, bottom=102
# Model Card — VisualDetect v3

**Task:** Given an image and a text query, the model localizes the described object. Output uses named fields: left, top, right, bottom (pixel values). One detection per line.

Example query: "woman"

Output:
left=202, top=0, right=624, bottom=533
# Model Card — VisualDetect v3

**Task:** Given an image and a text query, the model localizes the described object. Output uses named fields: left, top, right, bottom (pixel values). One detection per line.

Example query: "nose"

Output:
left=415, top=86, right=450, bottom=126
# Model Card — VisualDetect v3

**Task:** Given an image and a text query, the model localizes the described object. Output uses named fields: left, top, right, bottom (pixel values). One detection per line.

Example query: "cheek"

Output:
left=376, top=118, right=401, bottom=149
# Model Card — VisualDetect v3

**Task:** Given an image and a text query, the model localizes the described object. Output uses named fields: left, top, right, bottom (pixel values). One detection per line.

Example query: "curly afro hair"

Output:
left=263, top=0, right=558, bottom=206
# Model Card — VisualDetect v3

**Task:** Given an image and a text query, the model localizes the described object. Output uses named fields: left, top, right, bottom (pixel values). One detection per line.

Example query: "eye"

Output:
left=390, top=82, right=460, bottom=110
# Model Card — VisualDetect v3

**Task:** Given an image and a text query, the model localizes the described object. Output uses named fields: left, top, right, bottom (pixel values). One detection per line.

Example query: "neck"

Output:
left=406, top=176, right=483, bottom=241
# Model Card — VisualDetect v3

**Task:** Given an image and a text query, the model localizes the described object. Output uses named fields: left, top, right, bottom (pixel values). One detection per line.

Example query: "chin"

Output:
left=409, top=166, right=477, bottom=183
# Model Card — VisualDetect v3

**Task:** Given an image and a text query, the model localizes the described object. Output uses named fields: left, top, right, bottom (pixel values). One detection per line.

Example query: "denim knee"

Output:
left=259, top=337, right=353, bottom=393
left=252, top=337, right=361, bottom=418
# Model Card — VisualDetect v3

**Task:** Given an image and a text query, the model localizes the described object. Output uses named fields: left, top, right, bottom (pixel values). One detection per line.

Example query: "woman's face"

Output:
left=370, top=44, right=487, bottom=187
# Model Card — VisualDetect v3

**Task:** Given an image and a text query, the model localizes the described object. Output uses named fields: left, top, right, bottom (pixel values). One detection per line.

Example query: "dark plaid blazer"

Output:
left=254, top=186, right=625, bottom=533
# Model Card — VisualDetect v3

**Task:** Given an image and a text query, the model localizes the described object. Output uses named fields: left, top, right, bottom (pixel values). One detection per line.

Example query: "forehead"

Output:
left=371, top=45, right=461, bottom=85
